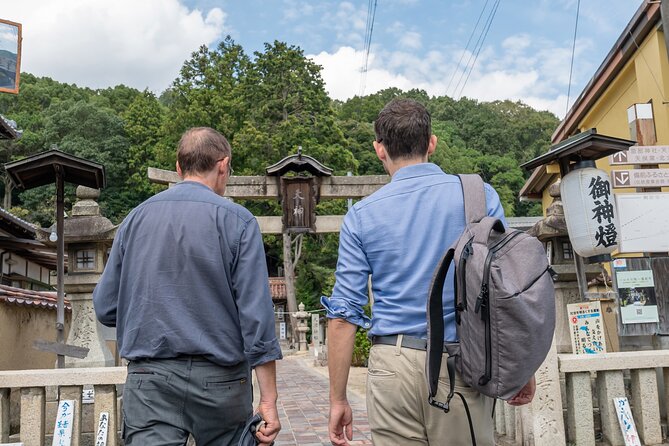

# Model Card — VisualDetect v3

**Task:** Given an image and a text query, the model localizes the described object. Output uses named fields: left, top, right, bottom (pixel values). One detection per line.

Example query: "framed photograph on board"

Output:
left=0, top=18, right=22, bottom=94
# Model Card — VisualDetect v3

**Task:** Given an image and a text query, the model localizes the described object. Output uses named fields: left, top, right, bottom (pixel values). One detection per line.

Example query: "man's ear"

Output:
left=427, top=134, right=438, bottom=157
left=373, top=140, right=387, bottom=162
left=219, top=156, right=230, bottom=176
left=176, top=161, right=183, bottom=178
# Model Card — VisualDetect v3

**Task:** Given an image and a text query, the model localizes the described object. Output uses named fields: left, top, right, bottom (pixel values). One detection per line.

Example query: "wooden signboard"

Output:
left=52, top=400, right=75, bottom=446
left=611, top=169, right=669, bottom=188
left=34, top=340, right=89, bottom=359
left=609, top=145, right=669, bottom=165
left=614, top=397, right=641, bottom=446
left=281, top=177, right=317, bottom=233
left=94, top=412, right=109, bottom=446
left=615, top=193, right=669, bottom=253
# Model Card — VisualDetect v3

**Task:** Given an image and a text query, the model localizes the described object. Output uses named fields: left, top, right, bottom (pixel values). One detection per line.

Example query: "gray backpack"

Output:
left=426, top=175, right=556, bottom=421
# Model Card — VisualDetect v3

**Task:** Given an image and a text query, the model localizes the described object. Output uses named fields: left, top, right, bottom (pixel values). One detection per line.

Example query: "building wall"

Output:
left=0, top=305, right=71, bottom=370
left=540, top=28, right=669, bottom=209
left=1, top=251, right=54, bottom=289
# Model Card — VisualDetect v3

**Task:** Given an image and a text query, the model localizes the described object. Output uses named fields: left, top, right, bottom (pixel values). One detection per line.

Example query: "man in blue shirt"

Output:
left=322, top=99, right=535, bottom=445
left=93, top=127, right=281, bottom=445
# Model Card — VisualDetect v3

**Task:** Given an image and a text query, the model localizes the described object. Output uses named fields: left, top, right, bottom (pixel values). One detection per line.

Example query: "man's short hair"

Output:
left=374, top=99, right=432, bottom=160
left=177, top=127, right=232, bottom=176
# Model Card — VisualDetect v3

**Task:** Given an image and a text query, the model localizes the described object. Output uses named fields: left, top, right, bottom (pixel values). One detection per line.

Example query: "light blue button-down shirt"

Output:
left=321, top=163, right=506, bottom=341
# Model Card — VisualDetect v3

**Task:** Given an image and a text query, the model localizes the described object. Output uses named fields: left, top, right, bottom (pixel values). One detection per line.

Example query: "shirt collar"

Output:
left=391, top=162, right=444, bottom=182
left=176, top=180, right=214, bottom=192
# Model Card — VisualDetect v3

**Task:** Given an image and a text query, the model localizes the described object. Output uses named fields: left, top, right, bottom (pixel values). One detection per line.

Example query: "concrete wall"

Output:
left=0, top=304, right=71, bottom=370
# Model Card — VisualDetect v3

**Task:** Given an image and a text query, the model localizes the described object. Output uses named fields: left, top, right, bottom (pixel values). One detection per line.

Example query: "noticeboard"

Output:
left=615, top=193, right=669, bottom=253
left=567, top=301, right=607, bottom=354
left=615, top=269, right=659, bottom=324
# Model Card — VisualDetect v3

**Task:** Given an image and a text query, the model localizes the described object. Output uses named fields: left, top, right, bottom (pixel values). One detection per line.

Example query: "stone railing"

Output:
left=495, top=350, right=669, bottom=446
left=0, top=367, right=126, bottom=446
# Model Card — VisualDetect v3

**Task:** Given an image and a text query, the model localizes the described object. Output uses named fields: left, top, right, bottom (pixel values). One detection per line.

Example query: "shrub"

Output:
left=351, top=329, right=371, bottom=367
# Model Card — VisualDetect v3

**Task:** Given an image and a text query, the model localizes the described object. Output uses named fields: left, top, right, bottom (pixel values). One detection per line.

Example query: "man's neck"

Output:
left=181, top=174, right=224, bottom=195
left=386, top=156, right=428, bottom=177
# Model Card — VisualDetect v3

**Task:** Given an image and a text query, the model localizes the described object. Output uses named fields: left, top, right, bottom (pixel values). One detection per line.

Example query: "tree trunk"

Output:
left=3, top=176, right=12, bottom=210
left=283, top=232, right=299, bottom=346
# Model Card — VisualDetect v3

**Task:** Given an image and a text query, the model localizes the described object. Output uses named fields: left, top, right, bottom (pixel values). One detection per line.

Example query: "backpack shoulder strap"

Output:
left=426, top=248, right=454, bottom=402
left=457, top=174, right=487, bottom=224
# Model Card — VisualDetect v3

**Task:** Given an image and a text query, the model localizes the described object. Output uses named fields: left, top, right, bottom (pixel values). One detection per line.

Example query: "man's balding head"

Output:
left=177, top=127, right=232, bottom=176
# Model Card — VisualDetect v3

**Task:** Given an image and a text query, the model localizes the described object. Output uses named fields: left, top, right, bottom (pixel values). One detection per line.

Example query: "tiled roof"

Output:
left=269, top=277, right=287, bottom=300
left=0, top=284, right=70, bottom=311
left=0, top=206, right=37, bottom=237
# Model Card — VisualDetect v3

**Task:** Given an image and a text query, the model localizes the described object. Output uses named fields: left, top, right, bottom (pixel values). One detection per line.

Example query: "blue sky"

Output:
left=3, top=0, right=643, bottom=117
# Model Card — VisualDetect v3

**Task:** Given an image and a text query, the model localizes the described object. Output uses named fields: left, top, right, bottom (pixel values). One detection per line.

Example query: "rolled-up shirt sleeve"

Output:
left=321, top=207, right=372, bottom=329
left=232, top=218, right=282, bottom=368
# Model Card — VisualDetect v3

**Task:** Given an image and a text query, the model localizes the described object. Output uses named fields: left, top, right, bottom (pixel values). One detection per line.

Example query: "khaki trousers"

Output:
left=366, top=338, right=494, bottom=445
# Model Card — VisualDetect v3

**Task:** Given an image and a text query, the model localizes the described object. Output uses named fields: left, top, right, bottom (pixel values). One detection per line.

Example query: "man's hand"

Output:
left=507, top=376, right=536, bottom=406
left=254, top=361, right=280, bottom=445
left=329, top=399, right=353, bottom=445
left=255, top=399, right=281, bottom=445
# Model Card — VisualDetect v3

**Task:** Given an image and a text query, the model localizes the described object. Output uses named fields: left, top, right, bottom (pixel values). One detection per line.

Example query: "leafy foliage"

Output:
left=0, top=37, right=557, bottom=313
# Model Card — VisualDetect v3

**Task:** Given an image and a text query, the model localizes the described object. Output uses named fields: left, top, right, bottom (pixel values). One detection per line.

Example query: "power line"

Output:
left=359, top=0, right=378, bottom=97
left=455, top=0, right=501, bottom=99
left=445, top=0, right=490, bottom=96
left=565, top=0, right=581, bottom=116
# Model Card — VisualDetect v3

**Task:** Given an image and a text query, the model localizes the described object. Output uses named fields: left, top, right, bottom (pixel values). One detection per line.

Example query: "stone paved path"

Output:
left=272, top=355, right=372, bottom=446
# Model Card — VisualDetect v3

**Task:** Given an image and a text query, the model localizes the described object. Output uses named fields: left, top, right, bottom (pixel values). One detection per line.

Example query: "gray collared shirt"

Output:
left=93, top=181, right=282, bottom=368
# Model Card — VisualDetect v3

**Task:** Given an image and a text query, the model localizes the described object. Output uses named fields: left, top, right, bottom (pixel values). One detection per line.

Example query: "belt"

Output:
left=372, top=335, right=451, bottom=352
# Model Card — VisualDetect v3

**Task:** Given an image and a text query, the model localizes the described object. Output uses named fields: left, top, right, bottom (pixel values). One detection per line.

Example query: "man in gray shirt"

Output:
left=93, top=127, right=282, bottom=445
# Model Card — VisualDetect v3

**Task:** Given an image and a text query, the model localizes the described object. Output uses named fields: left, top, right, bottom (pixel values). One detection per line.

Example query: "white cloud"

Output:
left=399, top=31, right=422, bottom=50
left=2, top=0, right=226, bottom=92
left=310, top=31, right=592, bottom=118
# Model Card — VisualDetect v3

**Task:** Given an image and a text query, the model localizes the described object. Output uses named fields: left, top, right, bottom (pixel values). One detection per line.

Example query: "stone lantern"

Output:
left=292, top=302, right=310, bottom=353
left=40, top=186, right=117, bottom=367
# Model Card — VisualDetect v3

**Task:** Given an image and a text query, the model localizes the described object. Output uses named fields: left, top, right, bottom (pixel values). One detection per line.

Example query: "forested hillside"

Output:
left=0, top=37, right=558, bottom=308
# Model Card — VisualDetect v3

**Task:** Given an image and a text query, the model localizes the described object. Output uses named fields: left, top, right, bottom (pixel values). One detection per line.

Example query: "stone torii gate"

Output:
left=148, top=165, right=388, bottom=234
left=148, top=154, right=388, bottom=346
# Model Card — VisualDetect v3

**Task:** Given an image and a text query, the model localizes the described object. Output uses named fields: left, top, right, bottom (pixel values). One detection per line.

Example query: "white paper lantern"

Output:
left=560, top=160, right=620, bottom=263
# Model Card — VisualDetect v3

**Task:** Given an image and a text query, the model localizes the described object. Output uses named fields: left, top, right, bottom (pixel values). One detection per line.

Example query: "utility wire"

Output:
left=455, top=0, right=501, bottom=99
left=446, top=0, right=490, bottom=96
left=628, top=30, right=668, bottom=103
left=359, top=0, right=378, bottom=97
left=565, top=0, right=581, bottom=116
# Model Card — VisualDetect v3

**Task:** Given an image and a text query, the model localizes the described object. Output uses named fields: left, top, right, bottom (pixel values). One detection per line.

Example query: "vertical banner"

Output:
left=567, top=301, right=607, bottom=354
left=95, top=412, right=109, bottom=446
left=52, top=400, right=75, bottom=446
left=614, top=397, right=641, bottom=446
left=616, top=269, right=659, bottom=324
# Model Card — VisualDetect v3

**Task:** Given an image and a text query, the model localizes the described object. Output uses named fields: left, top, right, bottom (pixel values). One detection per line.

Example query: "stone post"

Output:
left=311, top=313, right=321, bottom=355
left=293, top=303, right=310, bottom=352
left=40, top=186, right=117, bottom=368
left=530, top=340, right=567, bottom=446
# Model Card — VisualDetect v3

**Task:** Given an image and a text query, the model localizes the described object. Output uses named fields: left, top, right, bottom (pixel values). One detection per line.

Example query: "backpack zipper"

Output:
left=475, top=230, right=524, bottom=386
left=457, top=237, right=474, bottom=315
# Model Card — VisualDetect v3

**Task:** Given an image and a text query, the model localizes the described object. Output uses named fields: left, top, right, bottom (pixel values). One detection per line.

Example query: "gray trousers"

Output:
left=122, top=356, right=253, bottom=446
